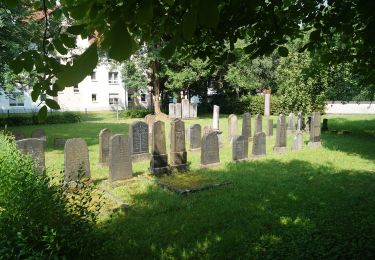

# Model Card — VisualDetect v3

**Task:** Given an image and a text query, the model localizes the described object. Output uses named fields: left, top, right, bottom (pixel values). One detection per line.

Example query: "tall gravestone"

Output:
left=242, top=112, right=251, bottom=139
left=264, top=91, right=271, bottom=116
left=274, top=114, right=288, bottom=153
left=254, top=114, right=262, bottom=135
left=175, top=103, right=182, bottom=118
left=228, top=114, right=237, bottom=142
left=169, top=103, right=176, bottom=119
left=189, top=103, right=194, bottom=118
left=322, top=118, right=328, bottom=131
left=182, top=99, right=190, bottom=119
left=170, top=119, right=187, bottom=171
left=189, top=124, right=201, bottom=151
left=16, top=138, right=45, bottom=173
left=308, top=112, right=321, bottom=147
left=130, top=121, right=150, bottom=161
left=12, top=129, right=26, bottom=140
left=64, top=138, right=90, bottom=182
left=31, top=128, right=47, bottom=147
left=252, top=132, right=266, bottom=157
left=201, top=131, right=220, bottom=167
left=192, top=103, right=198, bottom=118
left=292, top=132, right=303, bottom=151
left=98, top=128, right=112, bottom=167
left=266, top=119, right=273, bottom=136
left=109, top=134, right=132, bottom=181
left=287, top=113, right=296, bottom=134
left=232, top=135, right=248, bottom=161
left=150, top=121, right=169, bottom=175
left=297, top=112, right=304, bottom=131
left=144, top=114, right=156, bottom=145
left=305, top=116, right=312, bottom=132
left=212, top=105, right=220, bottom=130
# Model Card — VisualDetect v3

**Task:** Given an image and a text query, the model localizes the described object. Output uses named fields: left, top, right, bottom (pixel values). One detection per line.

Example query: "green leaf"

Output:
left=66, top=24, right=87, bottom=35
left=3, top=0, right=17, bottom=7
left=37, top=105, right=48, bottom=123
left=160, top=40, right=177, bottom=59
left=60, top=34, right=76, bottom=48
left=198, top=1, right=219, bottom=28
left=182, top=10, right=197, bottom=40
left=69, top=2, right=92, bottom=20
left=135, top=0, right=153, bottom=24
left=45, top=99, right=60, bottom=110
left=53, top=38, right=68, bottom=55
left=56, top=43, right=98, bottom=88
left=9, top=58, right=24, bottom=74
left=310, top=30, right=321, bottom=41
left=278, top=46, right=289, bottom=57
left=106, top=24, right=134, bottom=61
left=23, top=53, right=34, bottom=72
left=31, top=86, right=41, bottom=102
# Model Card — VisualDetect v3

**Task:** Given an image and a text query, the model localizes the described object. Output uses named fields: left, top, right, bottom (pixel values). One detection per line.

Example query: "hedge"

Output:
left=0, top=112, right=81, bottom=127
left=119, top=109, right=153, bottom=118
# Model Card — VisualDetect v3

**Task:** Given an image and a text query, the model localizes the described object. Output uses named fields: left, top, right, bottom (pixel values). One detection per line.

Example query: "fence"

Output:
left=325, top=101, right=375, bottom=114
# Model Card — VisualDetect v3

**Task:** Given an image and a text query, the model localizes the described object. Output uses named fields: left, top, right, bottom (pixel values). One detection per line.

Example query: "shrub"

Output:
left=0, top=112, right=81, bottom=127
left=0, top=133, right=102, bottom=258
left=238, top=95, right=284, bottom=115
left=119, top=109, right=152, bottom=118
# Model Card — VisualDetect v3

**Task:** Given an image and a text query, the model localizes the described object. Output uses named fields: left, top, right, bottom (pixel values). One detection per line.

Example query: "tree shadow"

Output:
left=98, top=159, right=375, bottom=259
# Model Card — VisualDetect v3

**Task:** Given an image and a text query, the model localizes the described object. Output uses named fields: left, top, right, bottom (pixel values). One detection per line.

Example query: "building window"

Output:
left=109, top=93, right=119, bottom=105
left=141, top=93, right=146, bottom=102
left=128, top=93, right=133, bottom=102
left=91, top=71, right=96, bottom=81
left=92, top=94, right=97, bottom=102
left=40, top=93, right=46, bottom=101
left=108, top=72, right=118, bottom=84
left=73, top=85, right=79, bottom=93
left=9, top=92, right=24, bottom=107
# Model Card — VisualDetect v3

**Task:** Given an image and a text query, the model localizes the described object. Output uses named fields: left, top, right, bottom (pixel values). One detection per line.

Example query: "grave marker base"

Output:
left=308, top=141, right=321, bottom=148
left=273, top=146, right=288, bottom=153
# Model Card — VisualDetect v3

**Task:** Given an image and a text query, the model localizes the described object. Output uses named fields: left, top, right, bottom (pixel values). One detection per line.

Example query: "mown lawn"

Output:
left=8, top=113, right=375, bottom=258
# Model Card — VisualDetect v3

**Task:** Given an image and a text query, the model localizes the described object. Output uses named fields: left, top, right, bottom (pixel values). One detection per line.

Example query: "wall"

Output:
left=325, top=101, right=375, bottom=114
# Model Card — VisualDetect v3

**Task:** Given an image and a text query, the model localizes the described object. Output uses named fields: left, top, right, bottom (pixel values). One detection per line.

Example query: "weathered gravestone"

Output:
left=264, top=91, right=271, bottom=116
left=212, top=105, right=220, bottom=130
left=254, top=114, right=262, bottom=135
left=16, top=138, right=45, bottom=173
left=189, top=124, right=201, bottom=151
left=129, top=121, right=150, bottom=161
left=169, top=103, right=176, bottom=119
left=297, top=112, right=305, bottom=131
left=31, top=128, right=47, bottom=147
left=144, top=114, right=156, bottom=145
left=242, top=112, right=251, bottom=139
left=266, top=119, right=273, bottom=136
left=53, top=137, right=67, bottom=148
left=203, top=125, right=212, bottom=135
left=182, top=99, right=190, bottom=119
left=12, top=129, right=25, bottom=140
left=150, top=121, right=169, bottom=175
left=64, top=138, right=90, bottom=182
left=228, top=114, right=238, bottom=142
left=175, top=103, right=182, bottom=118
left=192, top=103, right=198, bottom=118
left=189, top=103, right=194, bottom=118
left=201, top=131, right=220, bottom=167
left=322, top=118, right=328, bottom=131
left=170, top=119, right=187, bottom=171
left=292, top=132, right=303, bottom=151
left=308, top=112, right=321, bottom=147
left=98, top=128, right=112, bottom=166
left=252, top=132, right=266, bottom=157
left=305, top=116, right=312, bottom=132
left=232, top=135, right=248, bottom=161
left=274, top=114, right=288, bottom=153
left=109, top=134, right=132, bottom=181
left=287, top=113, right=296, bottom=134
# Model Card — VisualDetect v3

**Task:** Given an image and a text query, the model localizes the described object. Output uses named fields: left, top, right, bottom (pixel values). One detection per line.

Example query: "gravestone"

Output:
left=16, top=138, right=45, bottom=173
left=150, top=121, right=169, bottom=175
left=129, top=121, right=150, bottom=161
left=264, top=91, right=271, bottom=116
left=109, top=134, right=132, bottom=181
left=201, top=131, right=220, bottom=167
left=64, top=138, right=90, bottom=182
left=308, top=112, right=321, bottom=147
left=170, top=119, right=187, bottom=171
left=252, top=132, right=266, bottom=157
left=189, top=103, right=194, bottom=118
left=175, top=103, right=182, bottom=118
left=322, top=118, right=328, bottom=131
left=254, top=114, right=262, bottom=135
left=292, top=132, right=303, bottom=151
left=31, top=128, right=47, bottom=147
left=212, top=105, right=220, bottom=130
left=12, top=129, right=25, bottom=140
left=305, top=116, right=312, bottom=132
left=189, top=124, right=201, bottom=151
left=297, top=112, right=304, bottom=131
left=273, top=114, right=288, bottom=153
left=203, top=125, right=212, bottom=135
left=192, top=103, right=198, bottom=117
left=98, top=128, right=112, bottom=167
left=232, top=135, right=248, bottom=161
left=182, top=99, right=190, bottom=119
left=228, top=114, right=238, bottom=142
left=144, top=114, right=156, bottom=145
left=287, top=113, right=296, bottom=134
left=53, top=137, right=67, bottom=148
left=169, top=103, right=176, bottom=119
left=242, top=112, right=251, bottom=139
left=266, top=119, right=273, bottom=136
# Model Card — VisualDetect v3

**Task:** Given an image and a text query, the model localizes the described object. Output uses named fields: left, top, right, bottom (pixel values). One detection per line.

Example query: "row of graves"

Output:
left=168, top=99, right=198, bottom=119
left=13, top=105, right=322, bottom=185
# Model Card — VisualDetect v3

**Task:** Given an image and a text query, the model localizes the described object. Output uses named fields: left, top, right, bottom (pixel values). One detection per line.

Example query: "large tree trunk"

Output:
left=150, top=59, right=162, bottom=114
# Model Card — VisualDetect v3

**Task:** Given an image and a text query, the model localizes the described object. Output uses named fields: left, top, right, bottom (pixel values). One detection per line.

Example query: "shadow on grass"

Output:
left=98, top=159, right=375, bottom=259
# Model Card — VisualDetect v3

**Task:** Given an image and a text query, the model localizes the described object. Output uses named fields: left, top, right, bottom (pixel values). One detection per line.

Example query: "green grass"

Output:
left=8, top=113, right=375, bottom=258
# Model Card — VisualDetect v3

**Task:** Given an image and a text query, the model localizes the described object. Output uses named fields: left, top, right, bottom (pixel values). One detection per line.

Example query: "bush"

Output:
left=239, top=95, right=285, bottom=115
left=0, top=133, right=102, bottom=258
left=0, top=112, right=81, bottom=127
left=119, top=109, right=152, bottom=118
